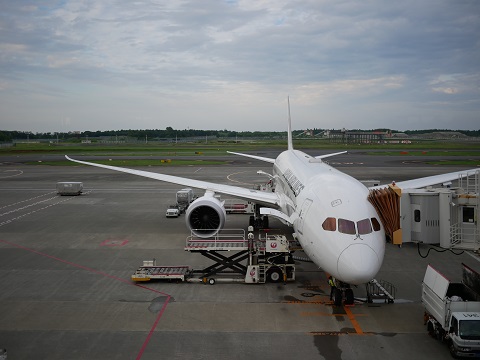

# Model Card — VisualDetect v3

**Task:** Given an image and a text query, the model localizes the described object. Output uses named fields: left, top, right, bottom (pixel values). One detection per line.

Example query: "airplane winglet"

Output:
left=287, top=96, right=293, bottom=151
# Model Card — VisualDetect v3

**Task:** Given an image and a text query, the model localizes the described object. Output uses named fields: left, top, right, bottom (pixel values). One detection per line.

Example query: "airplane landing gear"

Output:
left=333, top=288, right=343, bottom=306
left=249, top=215, right=269, bottom=229
left=333, top=282, right=355, bottom=306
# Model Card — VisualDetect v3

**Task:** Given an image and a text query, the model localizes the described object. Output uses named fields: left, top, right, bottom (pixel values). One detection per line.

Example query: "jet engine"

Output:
left=185, top=193, right=226, bottom=238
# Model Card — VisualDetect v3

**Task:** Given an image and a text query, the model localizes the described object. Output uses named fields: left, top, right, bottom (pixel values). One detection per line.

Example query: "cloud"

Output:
left=432, top=87, right=458, bottom=95
left=0, top=0, right=479, bottom=132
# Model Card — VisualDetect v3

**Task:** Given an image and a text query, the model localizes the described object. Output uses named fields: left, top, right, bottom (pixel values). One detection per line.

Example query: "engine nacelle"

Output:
left=185, top=194, right=226, bottom=238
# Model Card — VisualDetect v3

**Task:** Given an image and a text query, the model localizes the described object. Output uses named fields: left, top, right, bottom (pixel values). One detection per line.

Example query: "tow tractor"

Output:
left=131, top=229, right=296, bottom=284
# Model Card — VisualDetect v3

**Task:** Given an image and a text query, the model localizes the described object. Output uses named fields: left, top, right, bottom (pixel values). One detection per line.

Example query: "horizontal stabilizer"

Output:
left=227, top=151, right=275, bottom=164
left=314, top=151, right=347, bottom=160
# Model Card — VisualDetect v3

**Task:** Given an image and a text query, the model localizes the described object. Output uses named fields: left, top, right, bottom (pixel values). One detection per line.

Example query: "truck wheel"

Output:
left=449, top=341, right=458, bottom=359
left=267, top=268, right=282, bottom=283
left=262, top=216, right=269, bottom=229
left=427, top=322, right=434, bottom=337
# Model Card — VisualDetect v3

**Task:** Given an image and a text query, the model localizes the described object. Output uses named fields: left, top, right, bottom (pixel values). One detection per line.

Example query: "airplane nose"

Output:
left=337, top=244, right=380, bottom=285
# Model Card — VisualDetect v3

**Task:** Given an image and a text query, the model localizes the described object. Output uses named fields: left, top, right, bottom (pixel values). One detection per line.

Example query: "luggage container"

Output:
left=56, top=182, right=83, bottom=195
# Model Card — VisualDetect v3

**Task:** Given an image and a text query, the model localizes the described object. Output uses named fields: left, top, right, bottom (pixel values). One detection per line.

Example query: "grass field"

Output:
left=26, top=159, right=229, bottom=166
left=2, top=139, right=480, bottom=167
left=3, top=139, right=480, bottom=152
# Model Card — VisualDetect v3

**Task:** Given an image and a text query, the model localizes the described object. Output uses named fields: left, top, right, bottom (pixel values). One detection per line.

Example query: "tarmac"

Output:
left=0, top=152, right=479, bottom=360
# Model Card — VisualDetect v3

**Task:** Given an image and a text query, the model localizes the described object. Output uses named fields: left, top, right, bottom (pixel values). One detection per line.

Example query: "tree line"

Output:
left=1, top=127, right=479, bottom=142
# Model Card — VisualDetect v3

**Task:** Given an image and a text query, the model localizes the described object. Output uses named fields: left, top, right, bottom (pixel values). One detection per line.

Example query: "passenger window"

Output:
left=322, top=217, right=336, bottom=231
left=357, top=219, right=372, bottom=235
left=338, top=219, right=356, bottom=235
left=371, top=217, right=381, bottom=231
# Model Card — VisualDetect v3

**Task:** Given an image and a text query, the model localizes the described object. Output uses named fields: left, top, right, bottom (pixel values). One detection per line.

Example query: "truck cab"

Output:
left=448, top=312, right=480, bottom=358
left=422, top=263, right=480, bottom=358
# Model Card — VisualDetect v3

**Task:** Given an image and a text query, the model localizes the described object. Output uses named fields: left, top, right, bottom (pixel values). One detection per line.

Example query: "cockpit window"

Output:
left=371, top=217, right=381, bottom=231
left=357, top=218, right=372, bottom=235
left=322, top=217, right=336, bottom=231
left=338, top=218, right=356, bottom=235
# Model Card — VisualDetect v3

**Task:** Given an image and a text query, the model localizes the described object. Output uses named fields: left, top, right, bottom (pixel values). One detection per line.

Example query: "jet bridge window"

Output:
left=338, top=218, right=356, bottom=235
left=462, top=207, right=475, bottom=223
left=414, top=209, right=421, bottom=223
left=322, top=217, right=337, bottom=231
left=357, top=218, right=373, bottom=235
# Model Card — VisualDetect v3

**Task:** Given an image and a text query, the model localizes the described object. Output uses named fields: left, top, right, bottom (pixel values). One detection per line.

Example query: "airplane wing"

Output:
left=226, top=151, right=276, bottom=164
left=368, top=168, right=479, bottom=190
left=65, top=155, right=280, bottom=207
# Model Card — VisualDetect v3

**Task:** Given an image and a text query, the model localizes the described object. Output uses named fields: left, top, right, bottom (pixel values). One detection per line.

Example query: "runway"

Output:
left=0, top=155, right=479, bottom=359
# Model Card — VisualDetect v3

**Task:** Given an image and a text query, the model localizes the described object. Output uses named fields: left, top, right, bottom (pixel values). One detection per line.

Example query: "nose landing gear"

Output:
left=333, top=282, right=355, bottom=306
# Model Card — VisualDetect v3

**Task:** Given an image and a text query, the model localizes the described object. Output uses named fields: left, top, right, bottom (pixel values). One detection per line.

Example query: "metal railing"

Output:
left=186, top=228, right=248, bottom=248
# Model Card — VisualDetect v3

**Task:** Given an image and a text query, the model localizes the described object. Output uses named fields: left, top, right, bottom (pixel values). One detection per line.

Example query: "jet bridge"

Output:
left=368, top=170, right=480, bottom=251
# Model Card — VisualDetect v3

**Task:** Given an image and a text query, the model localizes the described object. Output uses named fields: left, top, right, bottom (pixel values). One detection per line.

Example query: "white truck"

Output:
left=422, top=263, right=480, bottom=358
left=176, top=188, right=194, bottom=213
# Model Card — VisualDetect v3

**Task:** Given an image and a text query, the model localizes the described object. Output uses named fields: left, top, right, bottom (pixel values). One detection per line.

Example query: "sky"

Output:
left=0, top=1, right=479, bottom=133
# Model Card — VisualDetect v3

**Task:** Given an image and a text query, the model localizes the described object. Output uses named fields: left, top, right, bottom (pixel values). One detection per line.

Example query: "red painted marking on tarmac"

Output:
left=0, top=239, right=170, bottom=359
left=135, top=295, right=170, bottom=360
left=100, top=239, right=129, bottom=247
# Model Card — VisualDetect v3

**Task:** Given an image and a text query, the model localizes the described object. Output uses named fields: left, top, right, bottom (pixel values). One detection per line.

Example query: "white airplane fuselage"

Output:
left=271, top=149, right=386, bottom=285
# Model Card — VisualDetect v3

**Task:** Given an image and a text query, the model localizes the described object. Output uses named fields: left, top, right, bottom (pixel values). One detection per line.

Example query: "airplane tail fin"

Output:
left=287, top=96, right=293, bottom=151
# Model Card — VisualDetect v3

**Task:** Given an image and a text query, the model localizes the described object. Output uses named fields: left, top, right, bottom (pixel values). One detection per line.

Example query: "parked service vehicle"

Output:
left=176, top=188, right=194, bottom=213
left=56, top=182, right=83, bottom=195
left=165, top=208, right=180, bottom=218
left=422, top=263, right=480, bottom=358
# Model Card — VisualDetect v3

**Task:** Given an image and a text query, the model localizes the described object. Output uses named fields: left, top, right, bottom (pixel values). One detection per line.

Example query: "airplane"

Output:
left=65, top=100, right=478, bottom=305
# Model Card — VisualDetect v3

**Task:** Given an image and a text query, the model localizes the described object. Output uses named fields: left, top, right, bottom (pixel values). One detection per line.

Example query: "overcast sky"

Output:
left=1, top=1, right=479, bottom=133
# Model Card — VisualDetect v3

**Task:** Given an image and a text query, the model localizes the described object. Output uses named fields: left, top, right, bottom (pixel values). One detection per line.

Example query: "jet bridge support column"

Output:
left=439, top=190, right=453, bottom=248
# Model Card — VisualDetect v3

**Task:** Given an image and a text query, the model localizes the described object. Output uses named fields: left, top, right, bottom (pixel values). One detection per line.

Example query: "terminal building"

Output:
left=325, top=129, right=392, bottom=144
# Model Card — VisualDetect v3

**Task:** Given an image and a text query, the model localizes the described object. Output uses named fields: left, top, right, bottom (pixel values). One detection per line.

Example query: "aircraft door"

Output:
left=297, top=198, right=313, bottom=235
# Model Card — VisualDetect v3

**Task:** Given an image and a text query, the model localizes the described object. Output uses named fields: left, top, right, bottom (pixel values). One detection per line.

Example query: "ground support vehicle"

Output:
left=131, top=262, right=191, bottom=282
left=56, top=182, right=83, bottom=195
left=131, top=230, right=296, bottom=284
left=422, top=263, right=480, bottom=358
left=366, top=279, right=396, bottom=304
left=176, top=188, right=194, bottom=213
left=165, top=207, right=180, bottom=217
